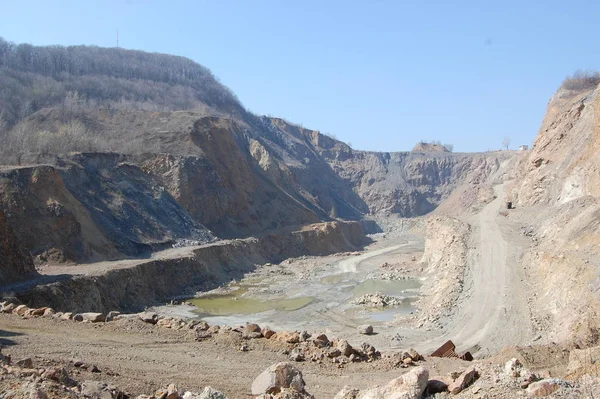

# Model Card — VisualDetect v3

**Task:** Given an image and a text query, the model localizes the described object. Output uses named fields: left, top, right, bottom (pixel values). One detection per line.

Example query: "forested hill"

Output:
left=0, top=37, right=245, bottom=127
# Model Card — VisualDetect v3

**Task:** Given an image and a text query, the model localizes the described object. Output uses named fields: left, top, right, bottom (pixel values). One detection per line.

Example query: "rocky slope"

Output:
left=509, top=82, right=600, bottom=345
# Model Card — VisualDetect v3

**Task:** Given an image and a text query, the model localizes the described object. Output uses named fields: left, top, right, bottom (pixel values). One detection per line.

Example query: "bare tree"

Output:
left=502, top=136, right=511, bottom=150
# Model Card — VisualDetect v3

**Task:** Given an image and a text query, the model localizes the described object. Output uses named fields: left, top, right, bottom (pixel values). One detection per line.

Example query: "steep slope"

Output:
left=0, top=157, right=214, bottom=264
left=510, top=81, right=600, bottom=344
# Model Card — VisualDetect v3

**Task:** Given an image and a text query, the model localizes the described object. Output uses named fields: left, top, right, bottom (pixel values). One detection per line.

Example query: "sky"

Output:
left=1, top=1, right=599, bottom=152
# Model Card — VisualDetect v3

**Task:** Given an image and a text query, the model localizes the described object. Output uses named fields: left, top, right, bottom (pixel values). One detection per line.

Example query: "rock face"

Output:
left=510, top=83, right=600, bottom=343
left=0, top=209, right=36, bottom=284
left=0, top=110, right=508, bottom=266
left=416, top=217, right=470, bottom=328
left=0, top=159, right=214, bottom=264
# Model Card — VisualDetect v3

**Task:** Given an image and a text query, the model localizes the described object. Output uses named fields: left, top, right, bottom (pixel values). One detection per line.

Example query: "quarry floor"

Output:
left=151, top=181, right=535, bottom=357
left=0, top=181, right=541, bottom=398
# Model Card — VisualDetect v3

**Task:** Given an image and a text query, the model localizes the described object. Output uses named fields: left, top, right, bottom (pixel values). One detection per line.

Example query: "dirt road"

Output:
left=418, top=182, right=533, bottom=355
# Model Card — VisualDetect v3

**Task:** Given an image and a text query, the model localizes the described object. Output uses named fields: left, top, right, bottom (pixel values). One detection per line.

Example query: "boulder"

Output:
left=358, top=325, right=374, bottom=335
left=336, top=340, right=355, bottom=357
left=359, top=366, right=429, bottom=399
left=192, top=320, right=210, bottom=331
left=30, top=308, right=47, bottom=316
left=407, top=348, right=422, bottom=362
left=166, top=383, right=180, bottom=399
left=42, top=367, right=71, bottom=385
left=81, top=381, right=124, bottom=399
left=425, top=379, right=448, bottom=395
left=448, top=365, right=478, bottom=394
left=275, top=331, right=301, bottom=344
left=313, top=334, right=329, bottom=348
left=13, top=305, right=29, bottom=316
left=526, top=379, right=566, bottom=397
left=251, top=362, right=306, bottom=395
left=261, top=327, right=276, bottom=339
left=289, top=348, right=305, bottom=362
left=334, top=386, right=360, bottom=399
left=196, top=387, right=229, bottom=399
left=2, top=303, right=15, bottom=313
left=300, top=331, right=311, bottom=341
left=245, top=323, right=261, bottom=333
left=106, top=311, right=121, bottom=322
left=360, top=343, right=379, bottom=360
left=80, top=312, right=106, bottom=323
left=138, top=312, right=158, bottom=324
left=42, top=308, right=55, bottom=317
left=61, top=312, right=74, bottom=320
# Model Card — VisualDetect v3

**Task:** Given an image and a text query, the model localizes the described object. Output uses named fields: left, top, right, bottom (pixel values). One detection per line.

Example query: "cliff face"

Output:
left=513, top=85, right=600, bottom=206
left=0, top=157, right=214, bottom=264
left=0, top=209, right=36, bottom=284
left=0, top=109, right=510, bottom=265
left=511, top=83, right=600, bottom=344
left=262, top=118, right=509, bottom=217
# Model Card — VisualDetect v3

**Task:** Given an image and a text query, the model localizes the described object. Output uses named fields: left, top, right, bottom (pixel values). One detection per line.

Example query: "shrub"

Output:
left=562, top=70, right=600, bottom=91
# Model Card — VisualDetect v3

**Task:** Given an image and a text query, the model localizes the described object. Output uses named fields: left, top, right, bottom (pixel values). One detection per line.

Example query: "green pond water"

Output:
left=188, top=288, right=314, bottom=316
left=188, top=275, right=420, bottom=318
left=352, top=279, right=421, bottom=297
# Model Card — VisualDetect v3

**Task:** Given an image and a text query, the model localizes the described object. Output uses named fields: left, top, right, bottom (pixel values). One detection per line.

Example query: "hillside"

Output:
left=0, top=39, right=509, bottom=266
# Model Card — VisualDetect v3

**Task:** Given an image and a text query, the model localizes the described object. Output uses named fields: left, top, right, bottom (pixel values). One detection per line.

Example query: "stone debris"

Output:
left=352, top=293, right=403, bottom=308
left=447, top=365, right=478, bottom=394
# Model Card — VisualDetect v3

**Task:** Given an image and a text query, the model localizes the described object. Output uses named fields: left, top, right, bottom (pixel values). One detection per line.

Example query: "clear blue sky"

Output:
left=2, top=1, right=598, bottom=152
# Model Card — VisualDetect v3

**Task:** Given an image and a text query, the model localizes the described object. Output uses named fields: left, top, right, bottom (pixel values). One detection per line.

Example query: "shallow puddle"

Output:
left=188, top=292, right=314, bottom=316
left=352, top=279, right=421, bottom=297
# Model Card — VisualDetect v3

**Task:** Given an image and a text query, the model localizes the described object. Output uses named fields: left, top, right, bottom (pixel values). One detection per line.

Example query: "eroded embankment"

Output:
left=16, top=221, right=365, bottom=313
